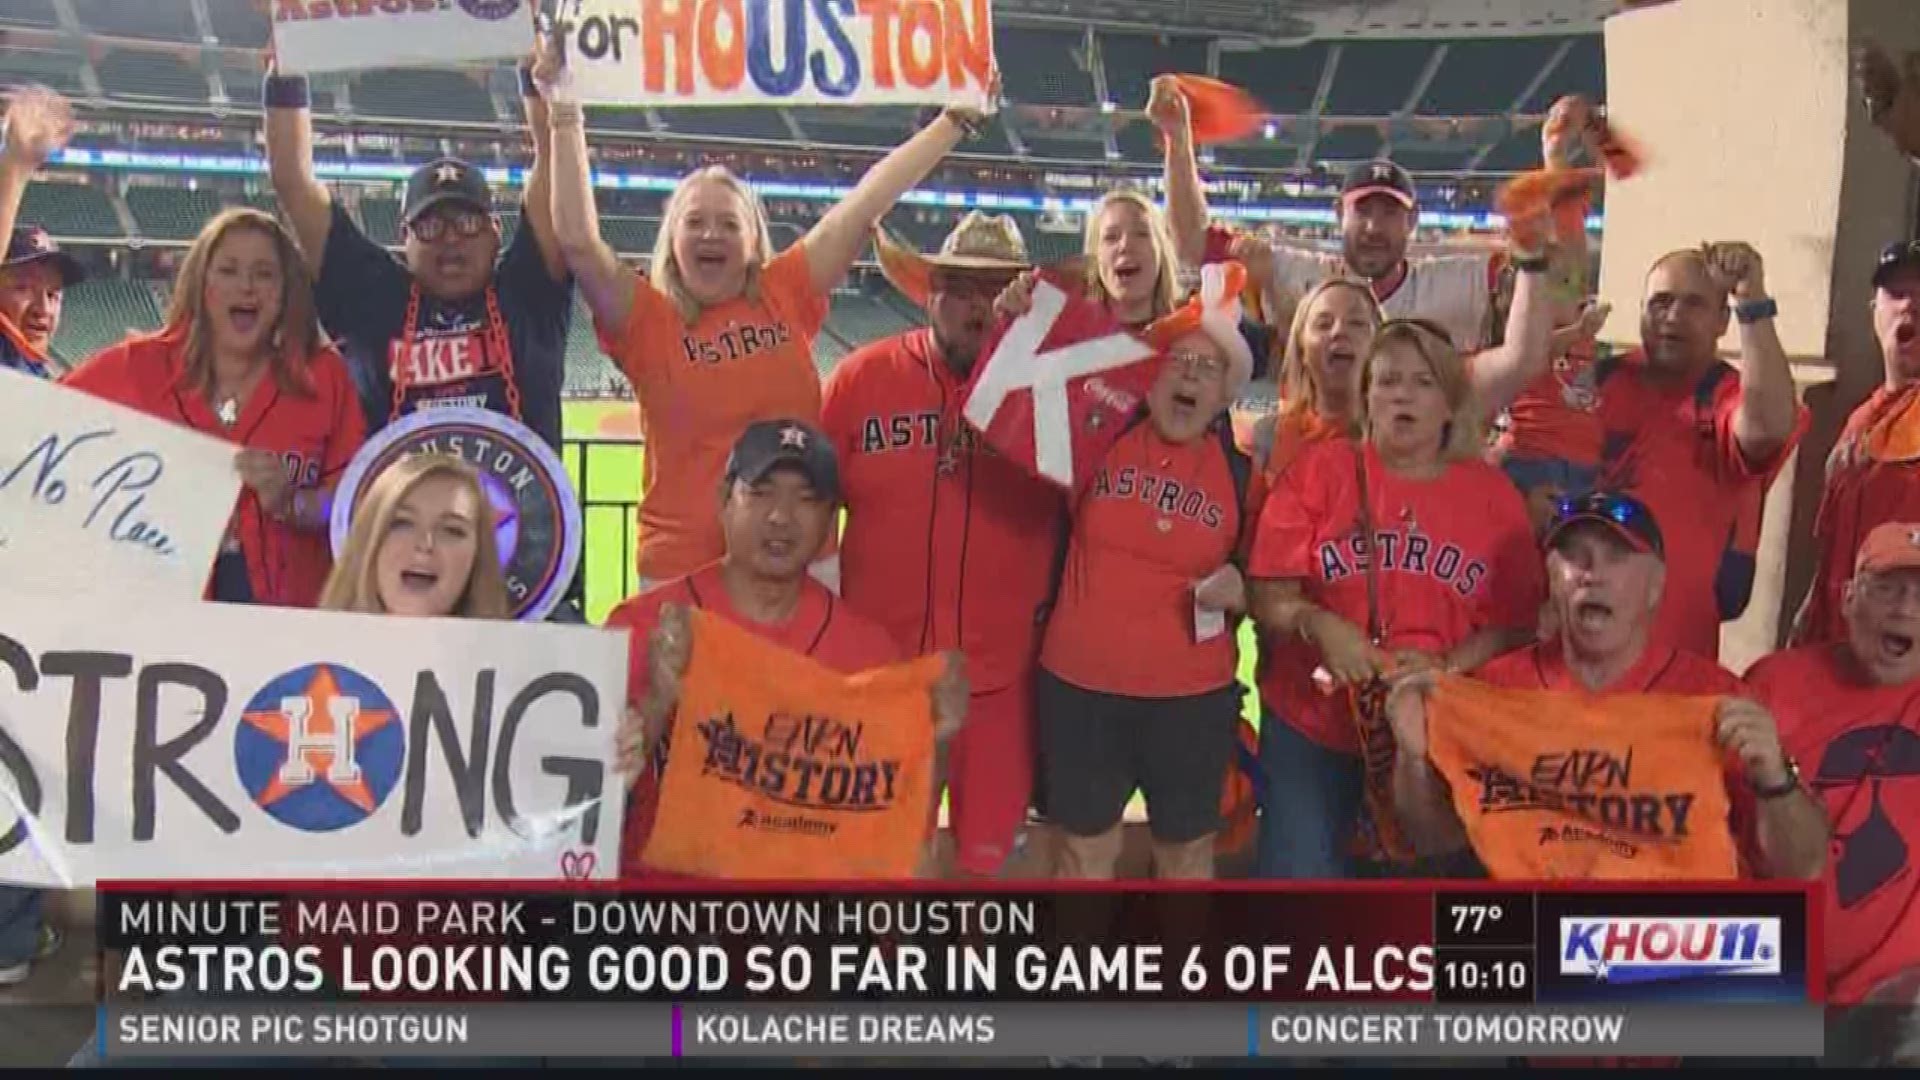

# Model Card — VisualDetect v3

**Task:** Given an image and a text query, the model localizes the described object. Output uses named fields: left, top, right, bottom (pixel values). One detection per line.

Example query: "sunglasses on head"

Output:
left=1553, top=491, right=1644, bottom=526
left=407, top=209, right=489, bottom=243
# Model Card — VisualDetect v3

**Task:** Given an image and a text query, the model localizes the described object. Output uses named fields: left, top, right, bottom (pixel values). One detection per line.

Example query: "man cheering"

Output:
left=820, top=213, right=1063, bottom=878
left=262, top=61, right=573, bottom=451
left=0, top=85, right=78, bottom=377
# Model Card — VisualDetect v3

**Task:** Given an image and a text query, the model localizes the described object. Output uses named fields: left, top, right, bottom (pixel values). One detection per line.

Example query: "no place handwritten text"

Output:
left=0, top=428, right=180, bottom=557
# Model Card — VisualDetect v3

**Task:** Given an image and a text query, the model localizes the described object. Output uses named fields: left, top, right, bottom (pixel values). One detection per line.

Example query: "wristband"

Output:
left=1734, top=296, right=1778, bottom=324
left=1751, top=757, right=1800, bottom=800
left=518, top=63, right=540, bottom=98
left=263, top=73, right=311, bottom=110
left=942, top=111, right=982, bottom=140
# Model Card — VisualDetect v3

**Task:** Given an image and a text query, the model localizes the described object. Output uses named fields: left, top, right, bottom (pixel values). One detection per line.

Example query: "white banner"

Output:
left=0, top=367, right=239, bottom=603
left=557, top=0, right=995, bottom=109
left=0, top=594, right=629, bottom=884
left=271, top=0, right=537, bottom=77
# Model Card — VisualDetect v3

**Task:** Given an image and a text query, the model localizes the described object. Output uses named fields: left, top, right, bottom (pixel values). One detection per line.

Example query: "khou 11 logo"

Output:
left=1558, top=917, right=1782, bottom=984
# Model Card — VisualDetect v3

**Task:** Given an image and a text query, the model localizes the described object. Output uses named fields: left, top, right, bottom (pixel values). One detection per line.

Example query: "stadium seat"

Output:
left=585, top=106, right=653, bottom=134
left=127, top=186, right=227, bottom=241
left=1020, top=132, right=1105, bottom=163
left=20, top=182, right=121, bottom=239
left=655, top=108, right=790, bottom=142
left=793, top=107, right=916, bottom=148
left=561, top=296, right=621, bottom=396
left=1100, top=33, right=1209, bottom=112
left=96, top=50, right=210, bottom=102
left=1219, top=42, right=1330, bottom=115
left=73, top=0, right=197, bottom=41
left=204, top=0, right=273, bottom=49
left=352, top=69, right=497, bottom=125
left=1315, top=124, right=1387, bottom=163
left=1115, top=121, right=1161, bottom=166
left=999, top=28, right=1096, bottom=108
left=221, top=61, right=264, bottom=107
left=1477, top=122, right=1549, bottom=172
left=1420, top=38, right=1565, bottom=115
left=50, top=278, right=164, bottom=366
left=0, top=45, right=88, bottom=96
left=828, top=291, right=916, bottom=347
left=1216, top=144, right=1298, bottom=170
left=1389, top=147, right=1478, bottom=173
left=1026, top=228, right=1082, bottom=265
left=0, top=0, right=57, bottom=29
left=1325, top=40, right=1437, bottom=116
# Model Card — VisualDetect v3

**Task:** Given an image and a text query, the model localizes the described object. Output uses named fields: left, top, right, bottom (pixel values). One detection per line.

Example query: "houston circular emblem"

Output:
left=330, top=407, right=582, bottom=621
left=235, top=663, right=405, bottom=833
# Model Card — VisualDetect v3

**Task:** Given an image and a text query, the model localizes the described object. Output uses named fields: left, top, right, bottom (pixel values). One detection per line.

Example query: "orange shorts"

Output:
left=945, top=676, right=1037, bottom=877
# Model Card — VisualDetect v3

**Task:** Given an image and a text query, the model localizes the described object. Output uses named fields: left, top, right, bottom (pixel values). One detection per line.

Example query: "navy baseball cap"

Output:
left=1341, top=159, right=1416, bottom=211
left=725, top=419, right=842, bottom=503
left=1874, top=239, right=1920, bottom=290
left=3, top=226, right=84, bottom=286
left=402, top=157, right=492, bottom=224
left=1544, top=491, right=1665, bottom=559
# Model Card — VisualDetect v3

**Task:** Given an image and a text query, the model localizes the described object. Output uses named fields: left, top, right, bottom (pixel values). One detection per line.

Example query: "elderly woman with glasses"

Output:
left=1245, top=318, right=1544, bottom=879
left=1034, top=264, right=1265, bottom=882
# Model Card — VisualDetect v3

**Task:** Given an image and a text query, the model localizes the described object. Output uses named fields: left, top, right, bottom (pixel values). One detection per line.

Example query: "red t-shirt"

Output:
left=1476, top=640, right=1763, bottom=873
left=1497, top=337, right=1609, bottom=466
left=820, top=328, right=1064, bottom=692
left=604, top=563, right=903, bottom=878
left=1247, top=439, right=1542, bottom=753
left=60, top=327, right=366, bottom=608
left=1041, top=418, right=1260, bottom=698
left=1593, top=351, right=1808, bottom=659
left=1746, top=644, right=1920, bottom=1003
left=1797, top=384, right=1920, bottom=645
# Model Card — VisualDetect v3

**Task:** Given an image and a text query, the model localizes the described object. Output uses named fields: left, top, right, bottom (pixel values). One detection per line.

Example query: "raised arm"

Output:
left=800, top=78, right=996, bottom=295
left=1715, top=697, right=1828, bottom=880
left=1466, top=259, right=1557, bottom=415
left=262, top=64, right=335, bottom=277
left=532, top=33, right=636, bottom=334
left=516, top=60, right=568, bottom=284
left=1149, top=76, right=1209, bottom=268
left=0, top=86, right=72, bottom=249
left=1706, top=243, right=1801, bottom=466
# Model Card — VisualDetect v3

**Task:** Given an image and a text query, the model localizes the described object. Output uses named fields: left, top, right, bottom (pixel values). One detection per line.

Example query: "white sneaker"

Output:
left=0, top=959, right=28, bottom=987
left=0, top=925, right=62, bottom=986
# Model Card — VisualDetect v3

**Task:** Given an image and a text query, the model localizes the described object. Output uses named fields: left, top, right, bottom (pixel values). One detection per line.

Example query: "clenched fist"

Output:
left=1700, top=241, right=1766, bottom=303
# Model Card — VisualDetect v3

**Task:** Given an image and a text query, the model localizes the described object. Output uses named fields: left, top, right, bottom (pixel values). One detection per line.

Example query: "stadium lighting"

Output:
left=1100, top=101, right=1117, bottom=114
left=1264, top=122, right=1277, bottom=140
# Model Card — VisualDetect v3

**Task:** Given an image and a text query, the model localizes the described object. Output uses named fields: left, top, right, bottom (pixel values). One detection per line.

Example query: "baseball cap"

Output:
left=724, top=419, right=842, bottom=503
left=402, top=157, right=492, bottom=225
left=1873, top=239, right=1920, bottom=290
left=1543, top=491, right=1664, bottom=558
left=3, top=226, right=85, bottom=287
left=1855, top=521, right=1920, bottom=575
left=1340, top=159, right=1416, bottom=211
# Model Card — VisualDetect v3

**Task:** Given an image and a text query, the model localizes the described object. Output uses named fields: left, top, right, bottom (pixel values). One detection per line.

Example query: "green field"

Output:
left=560, top=400, right=1263, bottom=724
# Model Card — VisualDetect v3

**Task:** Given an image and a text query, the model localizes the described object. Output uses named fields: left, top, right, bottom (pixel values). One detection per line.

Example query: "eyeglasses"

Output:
left=1858, top=574, right=1920, bottom=609
left=1169, top=351, right=1230, bottom=378
left=407, top=209, right=489, bottom=243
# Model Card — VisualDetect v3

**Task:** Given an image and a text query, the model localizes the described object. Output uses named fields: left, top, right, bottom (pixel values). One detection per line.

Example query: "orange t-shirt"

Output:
left=60, top=328, right=366, bottom=608
left=1247, top=440, right=1542, bottom=753
left=1594, top=351, right=1808, bottom=659
left=597, top=245, right=830, bottom=583
left=1797, top=384, right=1920, bottom=645
left=1041, top=418, right=1260, bottom=698
left=1497, top=337, right=1609, bottom=466
left=1746, top=644, right=1920, bottom=1003
left=604, top=562, right=902, bottom=878
left=821, top=328, right=1065, bottom=693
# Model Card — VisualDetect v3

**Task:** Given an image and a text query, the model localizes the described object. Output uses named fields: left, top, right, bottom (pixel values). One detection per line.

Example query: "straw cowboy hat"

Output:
left=875, top=211, right=1031, bottom=308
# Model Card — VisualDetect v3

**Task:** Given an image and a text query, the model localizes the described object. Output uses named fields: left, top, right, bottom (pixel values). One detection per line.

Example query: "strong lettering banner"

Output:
left=272, top=0, right=537, bottom=77
left=0, top=593, right=627, bottom=885
left=558, top=0, right=996, bottom=109
left=0, top=366, right=238, bottom=603
left=1424, top=676, right=1741, bottom=880
left=644, top=609, right=942, bottom=879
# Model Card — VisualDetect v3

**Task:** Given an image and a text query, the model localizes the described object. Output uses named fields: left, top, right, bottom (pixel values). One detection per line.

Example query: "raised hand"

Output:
left=1701, top=241, right=1767, bottom=303
left=234, top=449, right=293, bottom=520
left=994, top=269, right=1040, bottom=320
left=1146, top=74, right=1191, bottom=134
left=1, top=84, right=75, bottom=171
left=945, top=67, right=1001, bottom=128
left=1715, top=697, right=1792, bottom=791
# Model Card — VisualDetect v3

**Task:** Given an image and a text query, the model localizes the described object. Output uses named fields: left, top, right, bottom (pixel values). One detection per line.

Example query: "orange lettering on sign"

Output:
left=643, top=0, right=698, bottom=95
left=697, top=0, right=746, bottom=92
left=857, top=0, right=902, bottom=89
left=941, top=0, right=991, bottom=89
left=898, top=0, right=942, bottom=89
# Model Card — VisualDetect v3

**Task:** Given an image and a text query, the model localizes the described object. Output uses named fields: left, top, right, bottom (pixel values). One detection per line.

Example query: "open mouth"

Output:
left=1112, top=263, right=1143, bottom=288
left=227, top=303, right=261, bottom=334
left=1897, top=323, right=1916, bottom=346
left=1171, top=390, right=1198, bottom=410
left=1881, top=631, right=1914, bottom=660
left=693, top=248, right=729, bottom=272
left=1326, top=345, right=1356, bottom=368
left=398, top=568, right=440, bottom=593
left=1389, top=410, right=1419, bottom=428
left=21, top=318, right=51, bottom=338
left=761, top=536, right=796, bottom=559
left=1573, top=599, right=1614, bottom=632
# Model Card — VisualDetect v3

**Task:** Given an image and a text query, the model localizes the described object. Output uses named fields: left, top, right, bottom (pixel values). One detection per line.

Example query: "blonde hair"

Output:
left=1081, top=190, right=1180, bottom=321
left=1359, top=320, right=1484, bottom=462
left=651, top=165, right=779, bottom=323
left=166, top=207, right=323, bottom=396
left=1279, top=278, right=1382, bottom=426
left=318, top=454, right=512, bottom=619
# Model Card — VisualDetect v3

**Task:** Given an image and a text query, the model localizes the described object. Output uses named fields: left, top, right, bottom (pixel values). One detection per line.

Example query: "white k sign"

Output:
left=962, top=281, right=1157, bottom=487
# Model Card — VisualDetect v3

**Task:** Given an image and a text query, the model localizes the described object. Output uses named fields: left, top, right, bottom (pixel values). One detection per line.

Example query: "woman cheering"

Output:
left=63, top=208, right=364, bottom=607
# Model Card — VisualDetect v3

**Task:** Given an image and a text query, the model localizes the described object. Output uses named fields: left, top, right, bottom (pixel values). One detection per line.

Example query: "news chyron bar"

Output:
left=97, top=882, right=1822, bottom=1062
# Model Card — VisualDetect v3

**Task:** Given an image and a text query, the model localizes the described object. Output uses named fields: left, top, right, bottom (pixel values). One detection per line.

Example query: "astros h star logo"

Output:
left=234, top=664, right=406, bottom=832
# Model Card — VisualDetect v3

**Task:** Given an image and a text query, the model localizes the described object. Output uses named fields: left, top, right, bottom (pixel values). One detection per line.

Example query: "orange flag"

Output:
left=1167, top=74, right=1266, bottom=145
left=1425, top=676, right=1741, bottom=880
left=643, top=610, right=944, bottom=880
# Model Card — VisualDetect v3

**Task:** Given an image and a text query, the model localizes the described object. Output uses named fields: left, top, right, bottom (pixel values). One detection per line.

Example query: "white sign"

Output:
left=0, top=594, right=629, bottom=885
left=0, top=367, right=239, bottom=603
left=271, top=0, right=537, bottom=77
left=557, top=0, right=994, bottom=109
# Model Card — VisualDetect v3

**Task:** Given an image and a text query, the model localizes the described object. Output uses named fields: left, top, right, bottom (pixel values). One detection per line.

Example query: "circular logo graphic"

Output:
left=330, top=407, right=582, bottom=622
left=235, top=663, right=405, bottom=833
left=458, top=0, right=524, bottom=21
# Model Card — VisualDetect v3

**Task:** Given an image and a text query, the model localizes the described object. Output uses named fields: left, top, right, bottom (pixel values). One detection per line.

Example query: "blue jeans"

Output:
left=0, top=885, right=45, bottom=966
left=1254, top=713, right=1365, bottom=880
